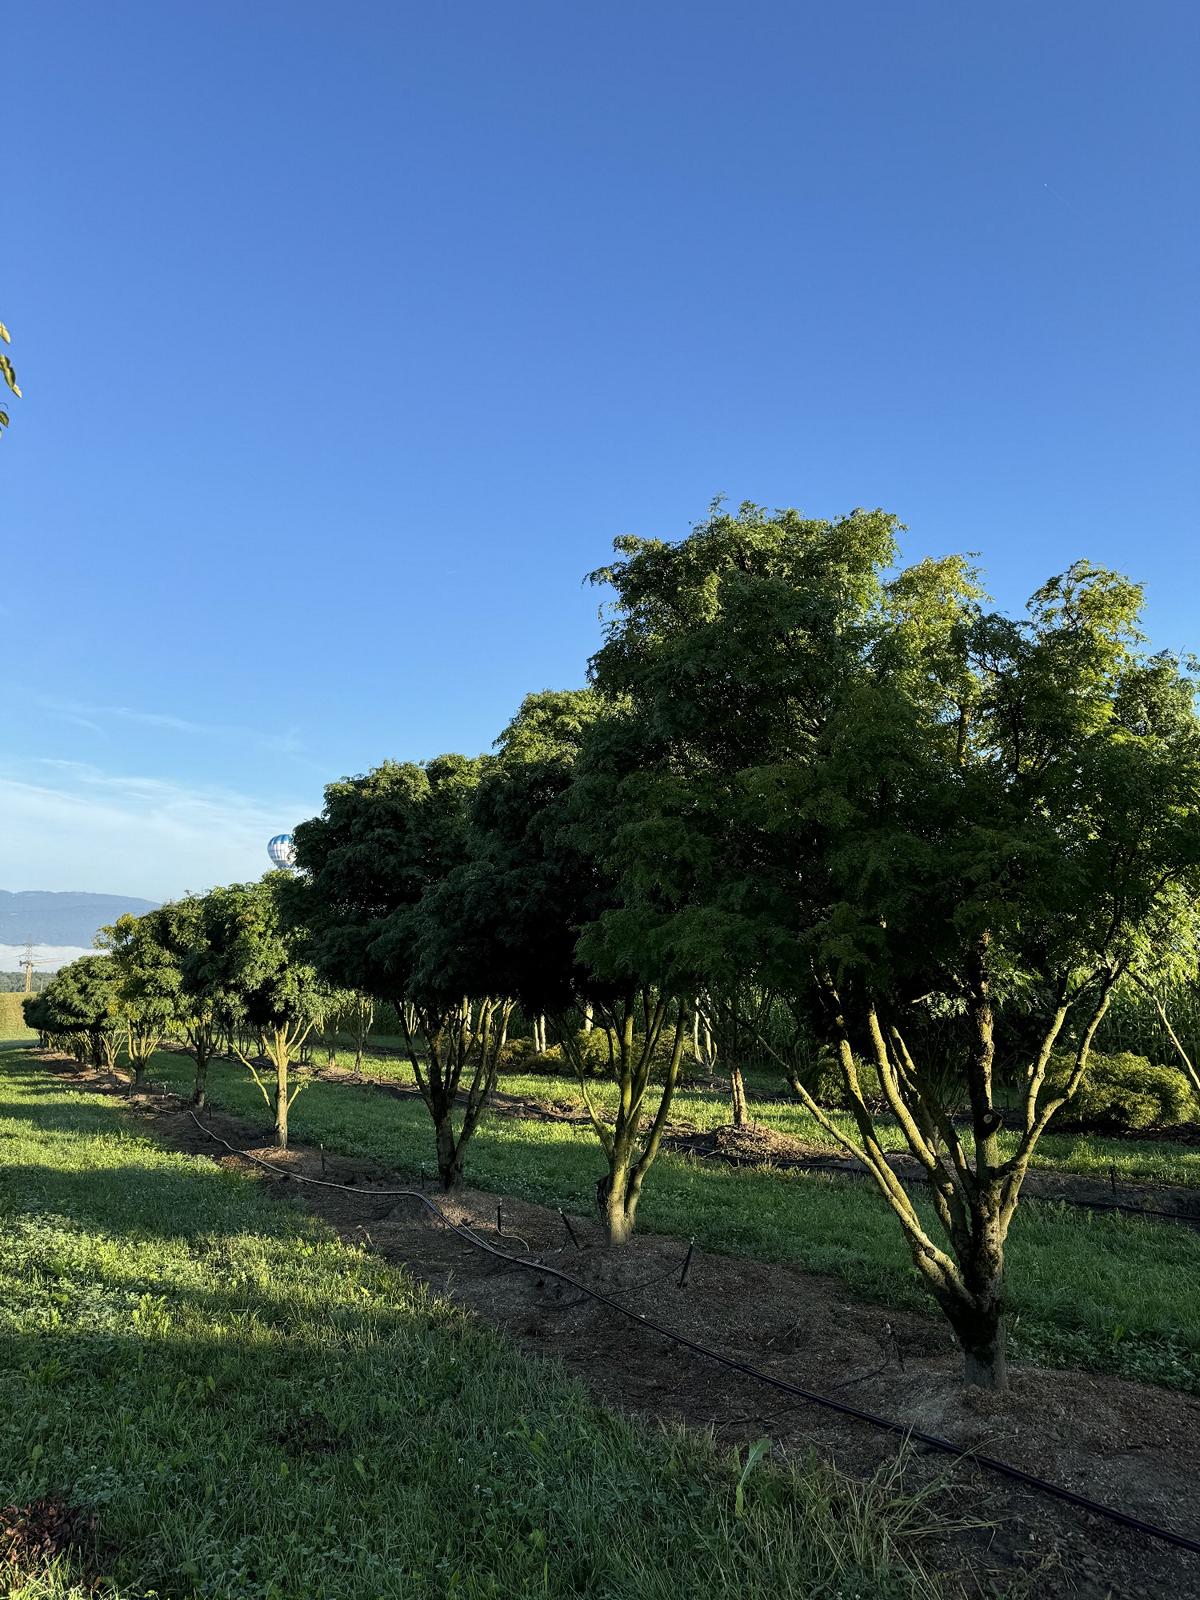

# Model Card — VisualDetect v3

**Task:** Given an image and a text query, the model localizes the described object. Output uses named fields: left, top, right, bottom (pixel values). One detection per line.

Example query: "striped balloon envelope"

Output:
left=267, top=833, right=297, bottom=870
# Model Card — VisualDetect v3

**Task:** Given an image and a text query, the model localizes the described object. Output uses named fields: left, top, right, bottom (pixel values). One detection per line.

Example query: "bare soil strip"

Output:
left=35, top=1055, right=1200, bottom=1600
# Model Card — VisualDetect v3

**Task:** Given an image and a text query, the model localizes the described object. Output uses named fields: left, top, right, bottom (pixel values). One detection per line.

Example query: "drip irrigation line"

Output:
left=186, top=1111, right=1200, bottom=1558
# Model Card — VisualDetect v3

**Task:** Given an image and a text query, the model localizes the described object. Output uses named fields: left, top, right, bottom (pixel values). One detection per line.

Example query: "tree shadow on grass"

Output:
left=0, top=1156, right=310, bottom=1246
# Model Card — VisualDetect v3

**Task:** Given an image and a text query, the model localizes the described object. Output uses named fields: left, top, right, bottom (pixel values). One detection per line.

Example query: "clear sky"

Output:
left=5, top=1, right=1198, bottom=901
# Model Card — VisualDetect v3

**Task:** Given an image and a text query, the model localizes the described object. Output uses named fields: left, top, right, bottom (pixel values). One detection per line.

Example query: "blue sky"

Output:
left=5, top=1, right=1198, bottom=901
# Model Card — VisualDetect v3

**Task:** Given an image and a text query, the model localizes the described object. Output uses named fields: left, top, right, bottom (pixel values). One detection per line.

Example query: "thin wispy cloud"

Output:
left=0, top=762, right=319, bottom=899
left=35, top=694, right=237, bottom=739
left=55, top=712, right=107, bottom=738
left=32, top=694, right=307, bottom=758
left=263, top=728, right=306, bottom=758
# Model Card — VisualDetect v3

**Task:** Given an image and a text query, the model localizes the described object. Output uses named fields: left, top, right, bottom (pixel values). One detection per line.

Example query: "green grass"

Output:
left=0, top=1055, right=942, bottom=1600
left=0, top=990, right=37, bottom=1043
left=318, top=1046, right=1200, bottom=1190
left=148, top=1052, right=1200, bottom=1394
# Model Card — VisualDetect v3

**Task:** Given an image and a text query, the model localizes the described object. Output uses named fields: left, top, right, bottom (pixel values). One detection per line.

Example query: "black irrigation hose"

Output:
left=186, top=1111, right=1200, bottom=1558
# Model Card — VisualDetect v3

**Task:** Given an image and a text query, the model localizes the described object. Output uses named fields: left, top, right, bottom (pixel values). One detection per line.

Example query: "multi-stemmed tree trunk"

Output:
left=698, top=989, right=764, bottom=1130
left=755, top=941, right=1120, bottom=1390
left=557, top=992, right=687, bottom=1246
left=125, top=1023, right=163, bottom=1090
left=728, top=1065, right=749, bottom=1129
left=350, top=993, right=374, bottom=1073
left=232, top=1020, right=316, bottom=1149
left=398, top=997, right=514, bottom=1188
left=89, top=1028, right=121, bottom=1074
left=185, top=1014, right=218, bottom=1108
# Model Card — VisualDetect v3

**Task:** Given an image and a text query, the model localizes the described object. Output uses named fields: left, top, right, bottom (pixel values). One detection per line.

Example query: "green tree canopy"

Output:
left=291, top=753, right=503, bottom=1185
left=292, top=753, right=485, bottom=1007
left=100, top=912, right=182, bottom=1087
left=190, top=877, right=327, bottom=1149
left=153, top=896, right=225, bottom=1107
left=585, top=501, right=1200, bottom=1383
left=23, top=955, right=121, bottom=1070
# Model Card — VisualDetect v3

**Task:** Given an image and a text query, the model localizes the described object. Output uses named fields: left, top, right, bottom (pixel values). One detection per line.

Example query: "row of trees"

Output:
left=27, top=503, right=1200, bottom=1392
left=25, top=885, right=336, bottom=1146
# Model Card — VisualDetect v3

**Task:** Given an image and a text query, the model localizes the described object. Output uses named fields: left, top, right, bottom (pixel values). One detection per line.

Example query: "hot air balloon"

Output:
left=268, top=833, right=297, bottom=870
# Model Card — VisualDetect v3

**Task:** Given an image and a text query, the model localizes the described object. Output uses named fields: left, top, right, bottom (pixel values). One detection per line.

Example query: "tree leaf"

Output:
left=0, top=352, right=20, bottom=396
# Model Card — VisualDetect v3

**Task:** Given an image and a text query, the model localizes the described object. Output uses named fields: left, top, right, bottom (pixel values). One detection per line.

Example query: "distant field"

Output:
left=0, top=1057, right=937, bottom=1600
left=0, top=990, right=36, bottom=1041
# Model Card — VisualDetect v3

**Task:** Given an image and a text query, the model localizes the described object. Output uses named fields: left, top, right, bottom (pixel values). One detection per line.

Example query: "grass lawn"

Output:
left=146, top=1052, right=1200, bottom=1394
left=0, top=1054, right=939, bottom=1600
left=329, top=1048, right=1200, bottom=1190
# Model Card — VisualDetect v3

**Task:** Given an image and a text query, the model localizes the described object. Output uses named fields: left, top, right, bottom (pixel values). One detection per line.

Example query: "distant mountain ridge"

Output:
left=0, top=890, right=160, bottom=948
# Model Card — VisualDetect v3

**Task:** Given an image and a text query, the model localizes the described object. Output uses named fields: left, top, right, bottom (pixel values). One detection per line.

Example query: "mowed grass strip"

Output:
left=329, top=1048, right=1200, bottom=1191
left=145, top=1053, right=1200, bottom=1394
left=0, top=1057, right=941, bottom=1600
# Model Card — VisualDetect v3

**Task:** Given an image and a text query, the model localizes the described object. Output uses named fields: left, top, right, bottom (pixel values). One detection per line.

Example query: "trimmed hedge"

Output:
left=804, top=1046, right=1196, bottom=1135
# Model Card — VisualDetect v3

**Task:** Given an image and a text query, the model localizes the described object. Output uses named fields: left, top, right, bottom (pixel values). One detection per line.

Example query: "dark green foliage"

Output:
left=187, top=877, right=328, bottom=1147
left=100, top=911, right=182, bottom=1083
left=21, top=956, right=122, bottom=1067
left=291, top=753, right=522, bottom=1186
left=465, top=688, right=614, bottom=1015
left=582, top=499, right=1200, bottom=1385
left=191, top=879, right=324, bottom=1040
left=494, top=1036, right=539, bottom=1072
left=291, top=754, right=485, bottom=1006
left=540, top=1026, right=705, bottom=1085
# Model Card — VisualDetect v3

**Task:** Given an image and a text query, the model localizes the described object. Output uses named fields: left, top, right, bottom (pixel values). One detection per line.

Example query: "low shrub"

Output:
left=803, top=1051, right=890, bottom=1112
left=802, top=1047, right=1198, bottom=1133
left=495, top=1037, right=537, bottom=1072
left=501, top=1028, right=705, bottom=1085
left=1051, top=1050, right=1197, bottom=1133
